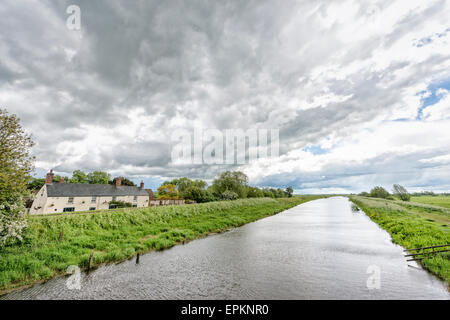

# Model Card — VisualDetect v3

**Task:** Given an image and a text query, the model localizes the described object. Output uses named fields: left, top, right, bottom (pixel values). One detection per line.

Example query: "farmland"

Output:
left=410, top=196, right=450, bottom=209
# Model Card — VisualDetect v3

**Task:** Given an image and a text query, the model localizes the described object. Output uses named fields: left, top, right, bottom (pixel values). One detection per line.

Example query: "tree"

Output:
left=247, top=186, right=264, bottom=198
left=285, top=186, right=294, bottom=198
left=211, top=171, right=249, bottom=198
left=183, top=186, right=215, bottom=203
left=87, top=171, right=111, bottom=184
left=163, top=177, right=207, bottom=195
left=0, top=109, right=33, bottom=246
left=369, top=186, right=390, bottom=199
left=27, top=178, right=46, bottom=191
left=358, top=191, right=370, bottom=197
left=392, top=184, right=410, bottom=201
left=70, top=170, right=88, bottom=184
left=110, top=177, right=136, bottom=186
left=157, top=184, right=180, bottom=199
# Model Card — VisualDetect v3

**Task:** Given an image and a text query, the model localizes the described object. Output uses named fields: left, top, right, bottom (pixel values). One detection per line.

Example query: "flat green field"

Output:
left=0, top=196, right=323, bottom=295
left=349, top=196, right=450, bottom=286
left=411, top=196, right=450, bottom=209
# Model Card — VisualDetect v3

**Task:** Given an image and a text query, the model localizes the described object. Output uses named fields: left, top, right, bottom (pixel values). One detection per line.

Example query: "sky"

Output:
left=1, top=0, right=450, bottom=193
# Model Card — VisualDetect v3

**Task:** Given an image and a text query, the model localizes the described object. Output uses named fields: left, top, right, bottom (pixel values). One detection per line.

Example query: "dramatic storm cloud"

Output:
left=1, top=0, right=450, bottom=192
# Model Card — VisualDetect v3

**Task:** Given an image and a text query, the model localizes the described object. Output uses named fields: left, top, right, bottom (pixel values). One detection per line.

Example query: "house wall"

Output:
left=29, top=185, right=48, bottom=215
left=30, top=193, right=149, bottom=215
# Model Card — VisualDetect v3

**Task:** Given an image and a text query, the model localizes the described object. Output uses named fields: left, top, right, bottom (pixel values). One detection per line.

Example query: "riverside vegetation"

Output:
left=350, top=196, right=450, bottom=286
left=0, top=196, right=323, bottom=294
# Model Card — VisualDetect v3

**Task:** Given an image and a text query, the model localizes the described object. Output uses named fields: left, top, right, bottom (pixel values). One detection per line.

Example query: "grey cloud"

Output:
left=1, top=0, right=450, bottom=190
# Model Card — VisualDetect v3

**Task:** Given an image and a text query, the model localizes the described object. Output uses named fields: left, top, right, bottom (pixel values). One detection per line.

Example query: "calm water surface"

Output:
left=2, top=197, right=449, bottom=299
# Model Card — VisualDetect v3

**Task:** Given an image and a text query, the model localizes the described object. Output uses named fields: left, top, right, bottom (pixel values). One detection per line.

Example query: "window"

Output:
left=109, top=204, right=118, bottom=209
left=112, top=196, right=117, bottom=201
left=89, top=207, right=96, bottom=211
left=91, top=196, right=97, bottom=203
left=133, top=196, right=137, bottom=202
left=68, top=197, right=74, bottom=204
left=63, top=207, right=75, bottom=212
left=132, top=204, right=137, bottom=208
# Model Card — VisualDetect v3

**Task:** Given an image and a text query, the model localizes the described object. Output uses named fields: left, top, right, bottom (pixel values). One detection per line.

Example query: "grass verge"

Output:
left=349, top=196, right=450, bottom=286
left=0, top=196, right=323, bottom=295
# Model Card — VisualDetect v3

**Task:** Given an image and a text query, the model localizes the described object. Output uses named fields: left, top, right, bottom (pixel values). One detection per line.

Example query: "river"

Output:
left=2, top=197, right=449, bottom=299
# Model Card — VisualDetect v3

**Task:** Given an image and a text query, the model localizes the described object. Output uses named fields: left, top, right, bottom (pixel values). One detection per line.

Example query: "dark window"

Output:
left=109, top=204, right=118, bottom=209
left=89, top=207, right=96, bottom=211
left=132, top=204, right=137, bottom=208
left=63, top=207, right=75, bottom=212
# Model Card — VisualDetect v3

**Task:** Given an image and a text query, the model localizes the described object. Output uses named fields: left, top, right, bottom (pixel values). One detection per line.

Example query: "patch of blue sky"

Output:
left=303, top=144, right=330, bottom=155
left=416, top=78, right=450, bottom=120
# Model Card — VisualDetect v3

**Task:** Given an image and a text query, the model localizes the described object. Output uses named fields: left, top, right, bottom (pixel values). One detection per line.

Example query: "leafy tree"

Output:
left=211, top=171, right=249, bottom=198
left=358, top=191, right=370, bottom=197
left=70, top=170, right=88, bottom=184
left=285, top=186, right=294, bottom=198
left=392, top=184, right=410, bottom=201
left=183, top=186, right=215, bottom=203
left=0, top=109, right=33, bottom=246
left=163, top=177, right=207, bottom=195
left=157, top=184, right=180, bottom=199
left=27, top=178, right=46, bottom=191
left=87, top=171, right=111, bottom=184
left=247, top=186, right=264, bottom=198
left=369, top=186, right=390, bottom=199
left=53, top=175, right=69, bottom=183
left=221, top=190, right=239, bottom=201
left=262, top=188, right=274, bottom=198
left=110, top=177, right=136, bottom=186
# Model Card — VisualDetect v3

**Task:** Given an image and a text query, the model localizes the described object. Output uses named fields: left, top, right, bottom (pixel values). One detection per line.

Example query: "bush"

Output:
left=221, top=190, right=239, bottom=201
left=359, top=192, right=370, bottom=197
left=183, top=186, right=216, bottom=203
left=369, top=186, right=390, bottom=199
left=109, top=200, right=133, bottom=208
left=0, top=194, right=28, bottom=247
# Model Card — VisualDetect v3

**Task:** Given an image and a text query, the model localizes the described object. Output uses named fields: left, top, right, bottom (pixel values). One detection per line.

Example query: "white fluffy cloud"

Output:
left=1, top=0, right=450, bottom=192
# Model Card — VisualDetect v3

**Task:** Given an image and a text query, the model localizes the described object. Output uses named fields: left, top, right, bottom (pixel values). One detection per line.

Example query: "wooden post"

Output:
left=136, top=253, right=140, bottom=264
left=88, top=252, right=94, bottom=272
left=59, top=231, right=63, bottom=242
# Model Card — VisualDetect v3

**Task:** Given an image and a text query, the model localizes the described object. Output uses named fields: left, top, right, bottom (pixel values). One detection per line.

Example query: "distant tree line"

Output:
left=157, top=171, right=294, bottom=203
left=359, top=184, right=411, bottom=201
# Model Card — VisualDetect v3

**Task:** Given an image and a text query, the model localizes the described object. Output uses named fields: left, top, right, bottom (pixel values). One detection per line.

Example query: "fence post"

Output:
left=88, top=252, right=94, bottom=272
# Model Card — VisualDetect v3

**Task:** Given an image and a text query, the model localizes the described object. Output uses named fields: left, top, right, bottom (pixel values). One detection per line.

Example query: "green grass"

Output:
left=349, top=196, right=450, bottom=286
left=0, top=196, right=323, bottom=294
left=410, top=196, right=450, bottom=209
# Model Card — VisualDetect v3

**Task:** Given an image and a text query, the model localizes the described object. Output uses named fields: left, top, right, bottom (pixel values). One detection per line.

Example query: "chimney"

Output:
left=140, top=181, right=144, bottom=189
left=60, top=177, right=65, bottom=184
left=115, top=177, right=122, bottom=187
left=45, top=170, right=54, bottom=185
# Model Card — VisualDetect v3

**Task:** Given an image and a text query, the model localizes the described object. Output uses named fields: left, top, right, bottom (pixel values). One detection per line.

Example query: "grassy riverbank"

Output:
left=349, top=196, right=450, bottom=285
left=0, top=196, right=323, bottom=294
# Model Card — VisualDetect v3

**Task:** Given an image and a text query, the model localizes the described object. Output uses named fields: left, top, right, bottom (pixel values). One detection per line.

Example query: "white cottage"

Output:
left=29, top=170, right=149, bottom=215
